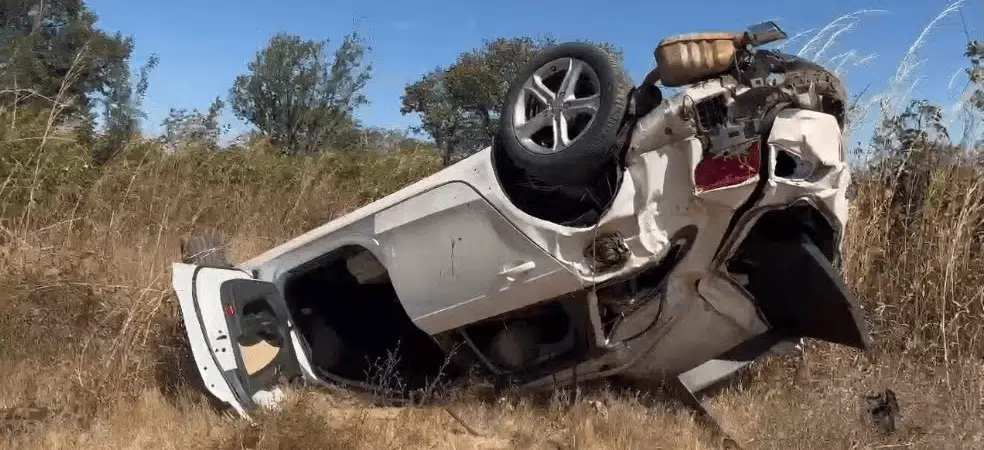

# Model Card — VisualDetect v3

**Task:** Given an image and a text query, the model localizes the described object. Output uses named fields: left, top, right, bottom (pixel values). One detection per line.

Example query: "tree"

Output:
left=161, top=96, right=228, bottom=151
left=962, top=41, right=984, bottom=150
left=90, top=53, right=158, bottom=165
left=400, top=36, right=622, bottom=166
left=358, top=126, right=429, bottom=155
left=965, top=41, right=984, bottom=112
left=867, top=99, right=955, bottom=232
left=229, top=31, right=372, bottom=155
left=400, top=69, right=475, bottom=166
left=0, top=0, right=135, bottom=121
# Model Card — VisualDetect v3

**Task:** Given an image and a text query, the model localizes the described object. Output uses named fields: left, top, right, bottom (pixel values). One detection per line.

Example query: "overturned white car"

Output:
left=172, top=22, right=870, bottom=417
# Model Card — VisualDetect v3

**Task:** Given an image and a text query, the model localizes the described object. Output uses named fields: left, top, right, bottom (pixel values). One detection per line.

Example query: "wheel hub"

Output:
left=550, top=93, right=566, bottom=111
left=512, top=57, right=602, bottom=155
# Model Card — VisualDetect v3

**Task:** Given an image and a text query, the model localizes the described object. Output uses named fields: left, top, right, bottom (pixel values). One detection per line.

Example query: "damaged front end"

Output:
left=615, top=96, right=871, bottom=396
left=724, top=203, right=872, bottom=352
left=713, top=101, right=871, bottom=355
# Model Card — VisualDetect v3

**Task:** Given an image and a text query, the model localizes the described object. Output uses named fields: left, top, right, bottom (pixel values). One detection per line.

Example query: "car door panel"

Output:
left=172, top=263, right=302, bottom=417
left=375, top=181, right=583, bottom=335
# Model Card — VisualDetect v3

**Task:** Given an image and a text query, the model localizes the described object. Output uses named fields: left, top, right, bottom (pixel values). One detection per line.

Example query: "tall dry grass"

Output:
left=1, top=106, right=982, bottom=449
left=845, top=163, right=984, bottom=363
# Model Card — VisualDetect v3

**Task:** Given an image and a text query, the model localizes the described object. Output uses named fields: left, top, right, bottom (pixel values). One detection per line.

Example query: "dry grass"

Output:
left=0, top=124, right=982, bottom=449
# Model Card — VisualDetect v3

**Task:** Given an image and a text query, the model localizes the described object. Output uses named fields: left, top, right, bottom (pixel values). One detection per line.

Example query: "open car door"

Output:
left=171, top=263, right=303, bottom=417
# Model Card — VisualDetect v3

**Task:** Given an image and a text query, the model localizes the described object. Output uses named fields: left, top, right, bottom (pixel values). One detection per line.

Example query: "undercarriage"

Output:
left=279, top=196, right=865, bottom=403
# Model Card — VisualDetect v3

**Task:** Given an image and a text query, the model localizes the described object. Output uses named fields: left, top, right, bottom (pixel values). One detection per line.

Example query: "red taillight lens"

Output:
left=694, top=141, right=761, bottom=192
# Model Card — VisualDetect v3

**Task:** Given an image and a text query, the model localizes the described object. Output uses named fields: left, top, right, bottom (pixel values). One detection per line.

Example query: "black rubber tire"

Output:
left=179, top=230, right=231, bottom=267
left=754, top=51, right=848, bottom=126
left=497, top=42, right=633, bottom=187
left=782, top=59, right=847, bottom=126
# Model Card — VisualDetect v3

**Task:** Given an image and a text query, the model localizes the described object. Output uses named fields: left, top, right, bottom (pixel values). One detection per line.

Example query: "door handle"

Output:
left=499, top=261, right=536, bottom=281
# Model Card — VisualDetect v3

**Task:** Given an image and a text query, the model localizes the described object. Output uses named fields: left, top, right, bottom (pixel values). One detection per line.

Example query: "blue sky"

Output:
left=85, top=0, right=981, bottom=147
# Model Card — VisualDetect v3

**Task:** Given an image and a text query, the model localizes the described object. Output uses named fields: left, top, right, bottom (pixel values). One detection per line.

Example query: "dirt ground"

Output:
left=0, top=339, right=979, bottom=449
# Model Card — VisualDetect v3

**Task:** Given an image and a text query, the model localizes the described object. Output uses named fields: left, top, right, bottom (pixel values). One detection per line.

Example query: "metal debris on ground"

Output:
left=861, top=388, right=903, bottom=433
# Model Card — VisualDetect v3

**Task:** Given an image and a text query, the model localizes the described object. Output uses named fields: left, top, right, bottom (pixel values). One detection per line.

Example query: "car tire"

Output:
left=781, top=59, right=847, bottom=126
left=497, top=42, right=633, bottom=186
left=180, top=230, right=231, bottom=267
left=748, top=51, right=848, bottom=127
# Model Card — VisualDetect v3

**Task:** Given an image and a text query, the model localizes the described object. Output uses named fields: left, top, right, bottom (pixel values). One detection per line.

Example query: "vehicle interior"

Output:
left=273, top=235, right=696, bottom=393
left=280, top=245, right=457, bottom=394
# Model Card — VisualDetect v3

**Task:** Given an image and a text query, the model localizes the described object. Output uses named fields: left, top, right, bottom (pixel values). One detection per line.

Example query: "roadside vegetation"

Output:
left=1, top=1, right=983, bottom=448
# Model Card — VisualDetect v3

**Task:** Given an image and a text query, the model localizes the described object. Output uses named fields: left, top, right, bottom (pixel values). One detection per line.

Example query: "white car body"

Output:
left=172, top=73, right=867, bottom=417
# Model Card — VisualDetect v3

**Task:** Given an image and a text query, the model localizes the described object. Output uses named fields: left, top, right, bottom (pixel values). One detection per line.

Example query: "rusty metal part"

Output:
left=583, top=232, right=630, bottom=271
left=655, top=32, right=741, bottom=87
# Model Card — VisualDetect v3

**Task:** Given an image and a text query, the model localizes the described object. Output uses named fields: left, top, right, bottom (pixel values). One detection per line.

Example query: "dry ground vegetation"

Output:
left=1, top=119, right=983, bottom=450
left=3, top=41, right=984, bottom=450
